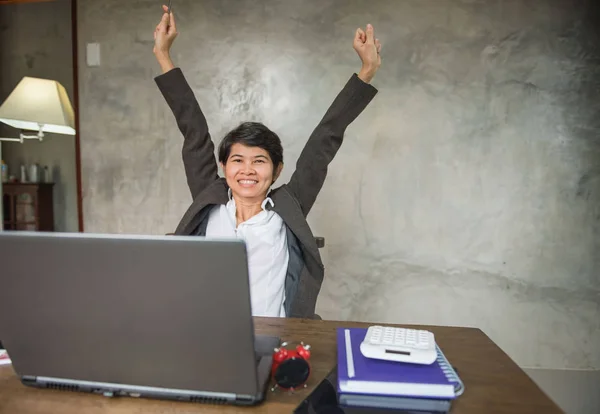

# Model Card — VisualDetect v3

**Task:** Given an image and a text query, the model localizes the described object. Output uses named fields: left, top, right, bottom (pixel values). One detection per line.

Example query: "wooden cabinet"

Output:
left=2, top=183, right=54, bottom=231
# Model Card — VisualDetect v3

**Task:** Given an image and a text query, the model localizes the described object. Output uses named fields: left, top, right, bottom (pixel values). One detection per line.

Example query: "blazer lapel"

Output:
left=271, top=186, right=323, bottom=268
left=175, top=178, right=229, bottom=234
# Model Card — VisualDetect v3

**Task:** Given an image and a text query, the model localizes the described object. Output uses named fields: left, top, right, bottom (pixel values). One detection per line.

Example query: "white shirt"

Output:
left=205, top=192, right=289, bottom=317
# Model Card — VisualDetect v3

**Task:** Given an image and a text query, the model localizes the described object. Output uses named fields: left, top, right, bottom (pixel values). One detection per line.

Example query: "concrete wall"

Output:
left=0, top=0, right=78, bottom=232
left=77, top=0, right=600, bottom=374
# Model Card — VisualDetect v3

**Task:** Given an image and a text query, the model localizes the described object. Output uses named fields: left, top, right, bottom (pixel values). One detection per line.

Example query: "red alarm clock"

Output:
left=270, top=341, right=311, bottom=392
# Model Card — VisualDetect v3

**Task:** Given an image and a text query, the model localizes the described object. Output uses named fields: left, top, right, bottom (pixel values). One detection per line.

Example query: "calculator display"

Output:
left=385, top=349, right=411, bottom=356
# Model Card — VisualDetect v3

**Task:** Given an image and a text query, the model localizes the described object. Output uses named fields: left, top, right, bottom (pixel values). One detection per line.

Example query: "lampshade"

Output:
left=0, top=76, right=75, bottom=136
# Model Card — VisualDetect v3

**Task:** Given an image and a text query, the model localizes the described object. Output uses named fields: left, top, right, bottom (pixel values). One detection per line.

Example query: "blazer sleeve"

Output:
left=287, top=73, right=378, bottom=217
left=155, top=68, right=219, bottom=200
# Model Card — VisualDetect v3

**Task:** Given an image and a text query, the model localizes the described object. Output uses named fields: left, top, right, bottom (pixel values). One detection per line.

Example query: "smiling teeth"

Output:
left=239, top=180, right=257, bottom=184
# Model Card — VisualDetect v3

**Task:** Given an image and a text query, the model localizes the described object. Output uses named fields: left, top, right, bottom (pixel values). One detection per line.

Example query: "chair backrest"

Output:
left=166, top=234, right=325, bottom=248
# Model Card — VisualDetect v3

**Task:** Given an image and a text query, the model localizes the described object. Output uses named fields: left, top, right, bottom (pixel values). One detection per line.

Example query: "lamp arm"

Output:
left=0, top=130, right=44, bottom=143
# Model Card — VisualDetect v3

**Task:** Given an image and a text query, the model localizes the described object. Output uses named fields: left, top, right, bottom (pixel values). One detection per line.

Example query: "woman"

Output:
left=153, top=6, right=381, bottom=319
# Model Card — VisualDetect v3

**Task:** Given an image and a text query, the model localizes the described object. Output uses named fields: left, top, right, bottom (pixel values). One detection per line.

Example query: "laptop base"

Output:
left=21, top=334, right=280, bottom=406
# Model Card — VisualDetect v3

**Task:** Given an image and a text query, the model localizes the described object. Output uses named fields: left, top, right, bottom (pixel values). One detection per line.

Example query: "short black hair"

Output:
left=218, top=122, right=283, bottom=169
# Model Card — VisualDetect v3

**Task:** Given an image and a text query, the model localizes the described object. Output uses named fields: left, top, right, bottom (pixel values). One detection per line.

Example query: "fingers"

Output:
left=355, top=28, right=366, bottom=44
left=355, top=25, right=375, bottom=45
left=366, top=23, right=375, bottom=44
left=159, top=4, right=176, bottom=33
left=156, top=11, right=169, bottom=33
left=169, top=10, right=177, bottom=32
left=376, top=38, right=381, bottom=53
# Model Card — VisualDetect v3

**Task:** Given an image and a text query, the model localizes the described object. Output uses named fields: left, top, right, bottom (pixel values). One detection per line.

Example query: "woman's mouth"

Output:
left=238, top=179, right=258, bottom=187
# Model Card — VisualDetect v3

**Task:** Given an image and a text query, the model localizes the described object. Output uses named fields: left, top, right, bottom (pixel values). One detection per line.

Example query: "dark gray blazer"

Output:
left=155, top=68, right=377, bottom=319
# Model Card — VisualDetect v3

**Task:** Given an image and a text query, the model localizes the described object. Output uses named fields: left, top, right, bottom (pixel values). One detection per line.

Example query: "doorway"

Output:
left=0, top=0, right=83, bottom=232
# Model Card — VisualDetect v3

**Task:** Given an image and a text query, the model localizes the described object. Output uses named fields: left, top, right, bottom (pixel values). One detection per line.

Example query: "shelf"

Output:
left=2, top=183, right=54, bottom=231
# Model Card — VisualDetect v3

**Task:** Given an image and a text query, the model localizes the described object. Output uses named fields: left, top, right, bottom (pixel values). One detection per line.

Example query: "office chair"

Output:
left=165, top=233, right=325, bottom=249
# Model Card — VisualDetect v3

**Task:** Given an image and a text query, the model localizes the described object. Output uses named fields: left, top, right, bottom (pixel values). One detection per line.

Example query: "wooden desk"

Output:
left=0, top=318, right=563, bottom=414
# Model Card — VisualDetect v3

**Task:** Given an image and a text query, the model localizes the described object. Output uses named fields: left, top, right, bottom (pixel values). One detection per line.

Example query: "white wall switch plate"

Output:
left=86, top=43, right=101, bottom=67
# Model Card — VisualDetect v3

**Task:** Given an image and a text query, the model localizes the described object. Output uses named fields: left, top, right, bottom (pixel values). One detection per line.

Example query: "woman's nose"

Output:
left=242, top=162, right=255, bottom=173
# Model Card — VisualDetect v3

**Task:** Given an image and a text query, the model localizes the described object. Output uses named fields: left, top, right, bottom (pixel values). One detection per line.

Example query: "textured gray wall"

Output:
left=78, top=0, right=600, bottom=370
left=0, top=0, right=78, bottom=232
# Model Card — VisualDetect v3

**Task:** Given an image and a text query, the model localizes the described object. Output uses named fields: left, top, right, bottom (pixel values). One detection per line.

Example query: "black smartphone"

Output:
left=293, top=367, right=343, bottom=414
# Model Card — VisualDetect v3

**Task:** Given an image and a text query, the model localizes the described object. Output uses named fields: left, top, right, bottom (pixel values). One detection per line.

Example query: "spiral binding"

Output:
left=435, top=344, right=465, bottom=397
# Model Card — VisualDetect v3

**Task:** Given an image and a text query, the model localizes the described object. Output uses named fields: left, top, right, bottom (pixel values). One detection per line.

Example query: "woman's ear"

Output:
left=273, top=163, right=284, bottom=183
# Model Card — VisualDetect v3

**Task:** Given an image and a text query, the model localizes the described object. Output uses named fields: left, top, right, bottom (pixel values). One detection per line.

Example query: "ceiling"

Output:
left=0, top=0, right=56, bottom=4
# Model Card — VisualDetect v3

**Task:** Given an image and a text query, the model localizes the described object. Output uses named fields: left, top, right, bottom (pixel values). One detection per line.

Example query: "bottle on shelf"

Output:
left=1, top=160, right=8, bottom=183
left=20, top=164, right=27, bottom=183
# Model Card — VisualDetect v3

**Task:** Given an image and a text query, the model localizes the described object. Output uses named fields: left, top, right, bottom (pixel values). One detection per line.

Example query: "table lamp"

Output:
left=0, top=76, right=76, bottom=143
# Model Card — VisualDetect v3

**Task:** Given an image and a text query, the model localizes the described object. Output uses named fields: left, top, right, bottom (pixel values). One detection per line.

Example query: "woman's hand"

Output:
left=153, top=4, right=177, bottom=73
left=353, top=24, right=382, bottom=83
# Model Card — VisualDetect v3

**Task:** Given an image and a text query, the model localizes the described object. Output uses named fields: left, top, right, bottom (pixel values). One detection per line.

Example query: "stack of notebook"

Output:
left=336, top=328, right=464, bottom=413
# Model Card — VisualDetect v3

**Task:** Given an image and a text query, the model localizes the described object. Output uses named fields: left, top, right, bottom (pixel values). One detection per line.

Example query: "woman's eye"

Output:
left=255, top=159, right=265, bottom=163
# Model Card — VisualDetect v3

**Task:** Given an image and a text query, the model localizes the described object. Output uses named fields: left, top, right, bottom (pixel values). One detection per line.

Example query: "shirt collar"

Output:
left=227, top=188, right=275, bottom=211
left=261, top=197, right=275, bottom=210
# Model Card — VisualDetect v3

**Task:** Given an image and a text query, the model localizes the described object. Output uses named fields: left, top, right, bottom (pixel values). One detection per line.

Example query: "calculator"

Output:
left=359, top=325, right=438, bottom=365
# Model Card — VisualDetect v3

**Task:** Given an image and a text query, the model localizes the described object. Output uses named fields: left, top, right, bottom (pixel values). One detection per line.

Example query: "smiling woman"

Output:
left=217, top=122, right=284, bottom=224
left=152, top=4, right=381, bottom=319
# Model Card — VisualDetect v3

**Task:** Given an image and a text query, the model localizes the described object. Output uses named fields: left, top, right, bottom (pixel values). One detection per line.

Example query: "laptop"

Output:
left=0, top=231, right=280, bottom=405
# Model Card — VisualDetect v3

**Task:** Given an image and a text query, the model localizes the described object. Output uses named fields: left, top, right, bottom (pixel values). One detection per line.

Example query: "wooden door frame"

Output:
left=71, top=0, right=84, bottom=231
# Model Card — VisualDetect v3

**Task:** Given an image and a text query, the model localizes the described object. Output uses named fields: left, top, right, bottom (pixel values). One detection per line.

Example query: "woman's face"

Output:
left=221, top=143, right=282, bottom=203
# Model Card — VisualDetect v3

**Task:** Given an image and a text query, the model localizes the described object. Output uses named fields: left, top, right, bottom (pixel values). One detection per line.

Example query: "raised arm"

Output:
left=287, top=24, right=382, bottom=216
left=153, top=6, right=218, bottom=200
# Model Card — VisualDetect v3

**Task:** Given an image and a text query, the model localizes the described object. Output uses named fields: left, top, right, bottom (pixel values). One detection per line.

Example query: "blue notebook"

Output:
left=336, top=327, right=465, bottom=399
